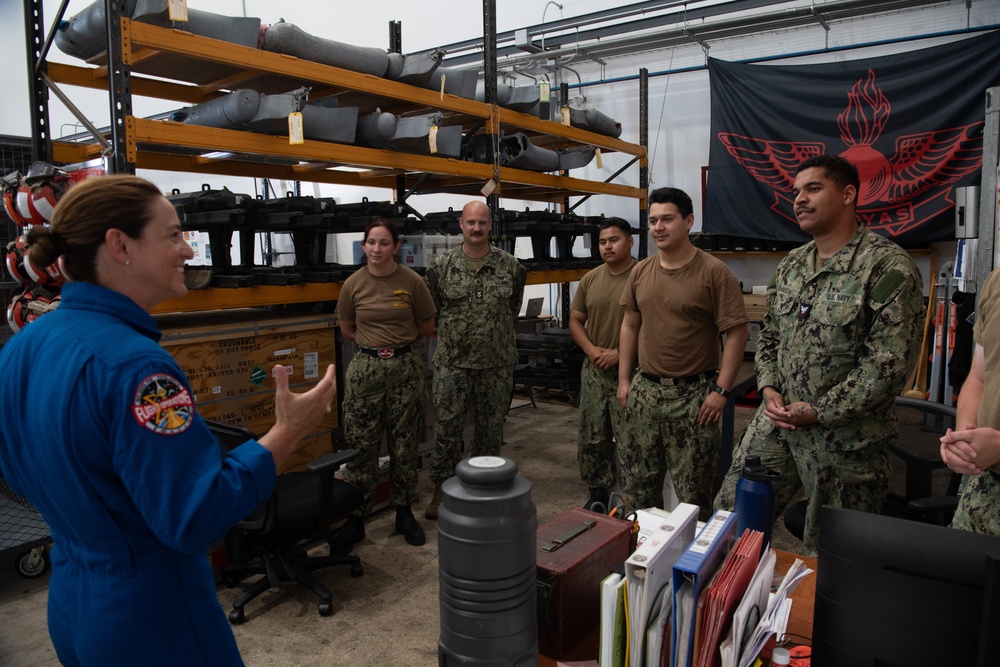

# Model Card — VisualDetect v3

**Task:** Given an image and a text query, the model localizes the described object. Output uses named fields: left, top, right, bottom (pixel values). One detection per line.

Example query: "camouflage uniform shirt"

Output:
left=716, top=226, right=922, bottom=554
left=425, top=245, right=527, bottom=369
left=757, top=226, right=922, bottom=437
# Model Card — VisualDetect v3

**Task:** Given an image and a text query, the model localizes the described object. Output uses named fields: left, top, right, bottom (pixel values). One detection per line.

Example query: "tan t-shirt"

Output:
left=571, top=261, right=636, bottom=350
left=336, top=264, right=436, bottom=349
left=972, top=268, right=1000, bottom=474
left=620, top=248, right=747, bottom=377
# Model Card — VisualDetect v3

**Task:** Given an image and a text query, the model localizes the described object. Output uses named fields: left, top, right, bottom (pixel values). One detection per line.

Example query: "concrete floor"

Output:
left=0, top=394, right=802, bottom=666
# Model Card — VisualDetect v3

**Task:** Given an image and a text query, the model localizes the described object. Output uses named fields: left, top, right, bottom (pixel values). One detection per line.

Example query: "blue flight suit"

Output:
left=0, top=282, right=276, bottom=666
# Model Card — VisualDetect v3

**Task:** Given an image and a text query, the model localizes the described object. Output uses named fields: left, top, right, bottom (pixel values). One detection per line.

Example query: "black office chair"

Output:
left=882, top=397, right=960, bottom=524
left=783, top=397, right=961, bottom=538
left=206, top=421, right=365, bottom=624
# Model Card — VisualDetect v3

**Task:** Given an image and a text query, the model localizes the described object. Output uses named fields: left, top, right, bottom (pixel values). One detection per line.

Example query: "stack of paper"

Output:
left=718, top=548, right=776, bottom=667
left=736, top=558, right=814, bottom=667
left=624, top=503, right=699, bottom=667
left=600, top=570, right=628, bottom=667
left=692, top=529, right=764, bottom=667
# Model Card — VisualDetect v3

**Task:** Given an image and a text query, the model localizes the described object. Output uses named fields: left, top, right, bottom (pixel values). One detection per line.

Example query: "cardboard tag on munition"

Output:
left=288, top=112, right=304, bottom=145
left=168, top=0, right=188, bottom=21
left=429, top=126, right=439, bottom=154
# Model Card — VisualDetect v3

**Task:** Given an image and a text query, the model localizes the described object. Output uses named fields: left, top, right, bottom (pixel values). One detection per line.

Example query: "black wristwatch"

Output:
left=711, top=384, right=731, bottom=398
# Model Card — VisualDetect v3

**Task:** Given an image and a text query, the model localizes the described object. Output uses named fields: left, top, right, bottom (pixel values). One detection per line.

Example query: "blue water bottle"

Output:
left=734, top=455, right=780, bottom=556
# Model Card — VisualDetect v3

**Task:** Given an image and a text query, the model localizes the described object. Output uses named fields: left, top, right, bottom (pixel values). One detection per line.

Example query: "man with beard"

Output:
left=715, top=154, right=923, bottom=555
left=423, top=200, right=527, bottom=519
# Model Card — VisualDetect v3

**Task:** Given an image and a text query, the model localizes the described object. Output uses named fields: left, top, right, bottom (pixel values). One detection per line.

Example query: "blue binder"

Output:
left=669, top=509, right=739, bottom=667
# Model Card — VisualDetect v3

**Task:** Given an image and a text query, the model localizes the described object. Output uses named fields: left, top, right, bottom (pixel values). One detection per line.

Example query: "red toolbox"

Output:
left=536, top=507, right=635, bottom=658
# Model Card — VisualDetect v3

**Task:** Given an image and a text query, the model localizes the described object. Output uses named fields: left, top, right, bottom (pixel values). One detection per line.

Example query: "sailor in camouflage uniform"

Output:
left=940, top=163, right=1000, bottom=538
left=423, top=200, right=527, bottom=519
left=330, top=218, right=436, bottom=553
left=618, top=187, right=748, bottom=521
left=715, top=154, right=923, bottom=555
left=569, top=218, right=636, bottom=512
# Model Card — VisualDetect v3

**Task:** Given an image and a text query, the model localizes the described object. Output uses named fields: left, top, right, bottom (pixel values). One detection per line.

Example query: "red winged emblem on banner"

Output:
left=717, top=69, right=983, bottom=236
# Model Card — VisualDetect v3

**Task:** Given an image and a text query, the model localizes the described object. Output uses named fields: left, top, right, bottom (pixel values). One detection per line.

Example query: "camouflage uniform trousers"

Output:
left=951, top=471, right=1000, bottom=537
left=715, top=408, right=890, bottom=556
left=429, top=363, right=514, bottom=483
left=578, top=359, right=627, bottom=491
left=342, top=351, right=426, bottom=517
left=620, top=372, right=719, bottom=521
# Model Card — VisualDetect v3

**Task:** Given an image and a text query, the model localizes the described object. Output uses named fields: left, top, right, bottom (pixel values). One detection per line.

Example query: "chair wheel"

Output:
left=221, top=575, right=237, bottom=588
left=228, top=609, right=246, bottom=625
left=14, top=548, right=50, bottom=579
left=351, top=563, right=364, bottom=578
left=318, top=602, right=333, bottom=616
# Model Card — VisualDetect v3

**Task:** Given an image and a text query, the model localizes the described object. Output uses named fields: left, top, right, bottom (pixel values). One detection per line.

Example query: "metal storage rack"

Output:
left=24, top=0, right=649, bottom=318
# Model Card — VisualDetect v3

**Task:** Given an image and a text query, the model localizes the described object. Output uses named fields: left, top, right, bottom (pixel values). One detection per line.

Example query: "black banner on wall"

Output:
left=705, top=31, right=1000, bottom=247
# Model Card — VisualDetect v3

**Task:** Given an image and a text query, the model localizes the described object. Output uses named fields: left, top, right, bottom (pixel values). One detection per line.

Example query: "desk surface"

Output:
left=538, top=549, right=817, bottom=666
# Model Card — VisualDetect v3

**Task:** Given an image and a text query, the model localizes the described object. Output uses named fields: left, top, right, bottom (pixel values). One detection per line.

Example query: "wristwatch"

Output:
left=711, top=384, right=732, bottom=398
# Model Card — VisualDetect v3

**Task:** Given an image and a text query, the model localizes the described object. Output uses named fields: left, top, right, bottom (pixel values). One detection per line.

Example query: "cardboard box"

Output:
left=743, top=293, right=767, bottom=321
left=156, top=309, right=338, bottom=473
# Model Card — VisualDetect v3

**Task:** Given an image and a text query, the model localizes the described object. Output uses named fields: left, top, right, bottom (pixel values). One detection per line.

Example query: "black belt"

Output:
left=640, top=370, right=715, bottom=387
left=358, top=344, right=411, bottom=359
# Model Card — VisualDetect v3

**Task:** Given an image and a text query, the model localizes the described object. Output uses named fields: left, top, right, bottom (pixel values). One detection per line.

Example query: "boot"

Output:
left=395, top=506, right=426, bottom=546
left=328, top=515, right=365, bottom=555
left=425, top=481, right=444, bottom=520
left=583, top=487, right=609, bottom=514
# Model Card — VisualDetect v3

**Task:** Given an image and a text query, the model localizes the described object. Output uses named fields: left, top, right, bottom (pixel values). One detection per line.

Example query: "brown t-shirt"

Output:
left=336, top=264, right=436, bottom=349
left=620, top=248, right=747, bottom=377
left=571, top=261, right=636, bottom=349
left=972, top=268, right=1000, bottom=474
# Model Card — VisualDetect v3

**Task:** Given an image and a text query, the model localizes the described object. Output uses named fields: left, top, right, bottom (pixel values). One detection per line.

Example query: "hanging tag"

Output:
left=560, top=107, right=571, bottom=126
left=440, top=74, right=447, bottom=101
left=481, top=177, right=498, bottom=197
left=288, top=112, right=304, bottom=145
left=168, top=0, right=188, bottom=21
left=538, top=81, right=551, bottom=120
left=429, top=126, right=439, bottom=155
left=596, top=148, right=603, bottom=169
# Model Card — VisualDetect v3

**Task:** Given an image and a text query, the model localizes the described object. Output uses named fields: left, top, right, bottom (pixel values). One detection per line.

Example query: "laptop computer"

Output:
left=523, top=297, right=544, bottom=318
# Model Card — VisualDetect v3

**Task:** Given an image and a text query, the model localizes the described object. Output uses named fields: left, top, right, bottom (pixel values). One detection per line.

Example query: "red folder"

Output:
left=692, top=529, right=765, bottom=667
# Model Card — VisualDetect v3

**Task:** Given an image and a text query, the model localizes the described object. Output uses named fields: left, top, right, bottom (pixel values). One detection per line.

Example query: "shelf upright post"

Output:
left=24, top=0, right=51, bottom=163
left=105, top=0, right=134, bottom=174
left=483, top=0, right=501, bottom=243
left=638, top=67, right=649, bottom=260
left=389, top=20, right=408, bottom=206
left=559, top=82, right=571, bottom=326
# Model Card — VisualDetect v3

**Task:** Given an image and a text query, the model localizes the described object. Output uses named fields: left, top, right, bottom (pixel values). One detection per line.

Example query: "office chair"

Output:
left=206, top=420, right=365, bottom=624
left=783, top=397, right=961, bottom=538
left=882, top=397, right=960, bottom=524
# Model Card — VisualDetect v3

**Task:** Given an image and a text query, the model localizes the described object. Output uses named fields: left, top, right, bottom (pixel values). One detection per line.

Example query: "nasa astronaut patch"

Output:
left=131, top=373, right=194, bottom=434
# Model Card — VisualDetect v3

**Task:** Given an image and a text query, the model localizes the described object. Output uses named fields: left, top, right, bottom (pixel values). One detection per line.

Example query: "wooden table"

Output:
left=538, top=549, right=817, bottom=666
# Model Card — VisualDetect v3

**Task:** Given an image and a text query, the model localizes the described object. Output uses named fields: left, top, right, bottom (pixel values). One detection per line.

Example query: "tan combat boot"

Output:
left=425, top=481, right=444, bottom=520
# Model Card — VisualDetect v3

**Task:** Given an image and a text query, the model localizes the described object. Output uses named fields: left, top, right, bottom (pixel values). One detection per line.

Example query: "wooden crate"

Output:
left=156, top=309, right=338, bottom=473
left=743, top=293, right=767, bottom=321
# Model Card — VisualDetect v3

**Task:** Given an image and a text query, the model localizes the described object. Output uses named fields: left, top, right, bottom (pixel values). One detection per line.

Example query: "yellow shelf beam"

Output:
left=123, top=19, right=490, bottom=117
left=153, top=282, right=342, bottom=314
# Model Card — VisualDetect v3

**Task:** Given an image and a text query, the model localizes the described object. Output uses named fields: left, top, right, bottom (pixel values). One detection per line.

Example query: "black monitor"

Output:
left=813, top=506, right=1000, bottom=667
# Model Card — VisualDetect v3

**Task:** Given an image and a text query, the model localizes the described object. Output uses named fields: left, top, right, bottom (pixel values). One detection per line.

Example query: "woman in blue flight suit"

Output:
left=0, top=175, right=336, bottom=667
